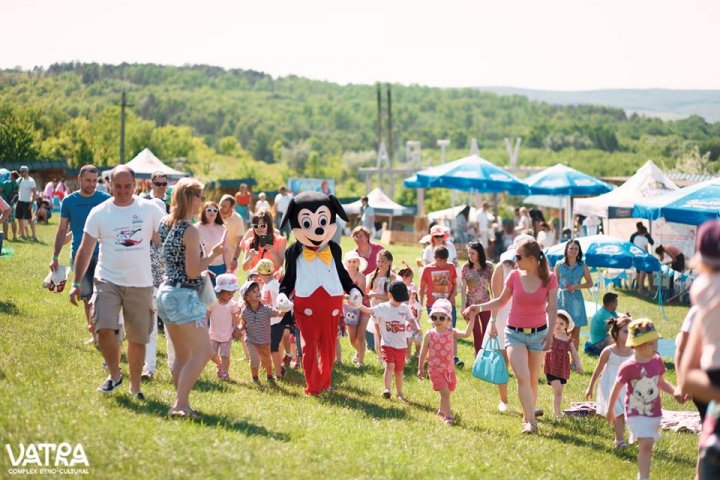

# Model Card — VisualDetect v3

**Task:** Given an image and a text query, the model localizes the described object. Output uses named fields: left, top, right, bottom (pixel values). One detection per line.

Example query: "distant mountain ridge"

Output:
left=479, top=87, right=720, bottom=122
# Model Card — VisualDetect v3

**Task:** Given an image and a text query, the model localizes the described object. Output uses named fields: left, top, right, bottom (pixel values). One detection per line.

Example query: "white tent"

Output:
left=428, top=205, right=478, bottom=223
left=106, top=148, right=189, bottom=179
left=573, top=160, right=678, bottom=219
left=343, top=188, right=413, bottom=216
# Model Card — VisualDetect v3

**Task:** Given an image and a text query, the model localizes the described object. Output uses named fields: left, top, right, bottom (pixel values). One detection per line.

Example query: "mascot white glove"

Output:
left=349, top=288, right=363, bottom=308
left=276, top=293, right=294, bottom=313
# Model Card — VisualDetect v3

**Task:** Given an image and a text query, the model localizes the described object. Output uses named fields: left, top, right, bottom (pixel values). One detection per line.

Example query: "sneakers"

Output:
left=130, top=390, right=146, bottom=401
left=454, top=357, right=465, bottom=368
left=444, top=416, right=454, bottom=425
left=614, top=439, right=628, bottom=449
left=97, top=375, right=122, bottom=394
left=521, top=421, right=539, bottom=434
left=498, top=402, right=509, bottom=413
left=396, top=394, right=407, bottom=402
left=141, top=371, right=154, bottom=381
left=382, top=390, right=391, bottom=399
left=534, top=407, right=544, bottom=418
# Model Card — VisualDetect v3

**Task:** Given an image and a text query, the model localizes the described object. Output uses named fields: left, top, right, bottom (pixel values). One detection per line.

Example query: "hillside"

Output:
left=1, top=63, right=719, bottom=201
left=481, top=87, right=720, bottom=122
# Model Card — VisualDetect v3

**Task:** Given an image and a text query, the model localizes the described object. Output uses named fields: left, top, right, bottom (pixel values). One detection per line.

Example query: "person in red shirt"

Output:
left=234, top=183, right=253, bottom=223
left=420, top=246, right=462, bottom=366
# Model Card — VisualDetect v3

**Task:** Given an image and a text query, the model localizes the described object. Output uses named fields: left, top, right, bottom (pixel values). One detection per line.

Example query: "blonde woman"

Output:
left=156, top=178, right=225, bottom=419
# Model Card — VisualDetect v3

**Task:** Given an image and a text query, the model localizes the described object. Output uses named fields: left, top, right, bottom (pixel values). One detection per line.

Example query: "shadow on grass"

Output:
left=0, top=300, right=20, bottom=315
left=546, top=418, right=694, bottom=467
left=113, top=396, right=290, bottom=441
left=316, top=390, right=409, bottom=420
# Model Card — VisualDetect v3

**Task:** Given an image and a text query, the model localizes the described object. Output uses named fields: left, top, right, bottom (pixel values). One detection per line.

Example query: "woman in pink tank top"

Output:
left=464, top=239, right=558, bottom=434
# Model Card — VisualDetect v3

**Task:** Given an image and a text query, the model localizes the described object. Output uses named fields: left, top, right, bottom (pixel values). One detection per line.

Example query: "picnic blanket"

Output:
left=563, top=402, right=701, bottom=433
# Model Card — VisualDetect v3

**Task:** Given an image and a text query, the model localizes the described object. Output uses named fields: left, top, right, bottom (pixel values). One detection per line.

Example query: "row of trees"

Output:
left=1, top=63, right=718, bottom=198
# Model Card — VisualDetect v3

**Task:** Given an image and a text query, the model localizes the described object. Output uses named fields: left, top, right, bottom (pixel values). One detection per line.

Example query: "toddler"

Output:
left=256, top=259, right=292, bottom=379
left=544, top=310, right=583, bottom=419
left=418, top=298, right=475, bottom=425
left=207, top=274, right=241, bottom=381
left=239, top=280, right=283, bottom=383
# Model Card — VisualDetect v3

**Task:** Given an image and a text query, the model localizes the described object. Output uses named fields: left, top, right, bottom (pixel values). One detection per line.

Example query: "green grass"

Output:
left=0, top=219, right=698, bottom=479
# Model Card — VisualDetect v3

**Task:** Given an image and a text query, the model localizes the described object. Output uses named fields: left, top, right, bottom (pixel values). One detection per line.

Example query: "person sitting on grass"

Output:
left=358, top=281, right=418, bottom=400
left=585, top=292, right=619, bottom=356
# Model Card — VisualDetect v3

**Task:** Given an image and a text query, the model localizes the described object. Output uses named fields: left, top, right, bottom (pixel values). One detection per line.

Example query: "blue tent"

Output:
left=411, top=154, right=529, bottom=194
left=524, top=163, right=613, bottom=196
left=545, top=235, right=661, bottom=271
left=402, top=174, right=423, bottom=189
left=632, top=178, right=720, bottom=226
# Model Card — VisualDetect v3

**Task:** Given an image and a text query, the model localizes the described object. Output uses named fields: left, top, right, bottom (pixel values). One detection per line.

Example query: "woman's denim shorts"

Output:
left=156, top=284, right=206, bottom=327
left=504, top=326, right=547, bottom=352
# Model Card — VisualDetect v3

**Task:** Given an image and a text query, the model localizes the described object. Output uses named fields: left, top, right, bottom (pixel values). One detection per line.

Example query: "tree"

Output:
left=0, top=109, right=39, bottom=162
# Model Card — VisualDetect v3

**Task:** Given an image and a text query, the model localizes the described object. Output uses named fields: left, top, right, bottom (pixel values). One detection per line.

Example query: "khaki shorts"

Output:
left=91, top=279, right=153, bottom=344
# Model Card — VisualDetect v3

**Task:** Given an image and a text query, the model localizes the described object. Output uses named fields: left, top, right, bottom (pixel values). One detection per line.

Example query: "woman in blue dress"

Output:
left=554, top=240, right=593, bottom=351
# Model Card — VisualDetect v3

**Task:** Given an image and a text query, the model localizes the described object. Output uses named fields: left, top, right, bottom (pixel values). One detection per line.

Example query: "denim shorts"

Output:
left=156, top=284, right=207, bottom=327
left=504, top=326, right=547, bottom=352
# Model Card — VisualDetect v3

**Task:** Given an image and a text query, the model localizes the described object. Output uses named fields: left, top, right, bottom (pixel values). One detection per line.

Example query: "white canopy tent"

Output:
left=343, top=188, right=413, bottom=216
left=103, top=148, right=189, bottom=180
left=574, top=160, right=678, bottom=219
left=427, top=205, right=478, bottom=224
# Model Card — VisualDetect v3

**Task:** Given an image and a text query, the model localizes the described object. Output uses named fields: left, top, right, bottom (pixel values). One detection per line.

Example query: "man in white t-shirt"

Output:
left=70, top=166, right=165, bottom=398
left=273, top=186, right=292, bottom=238
left=15, top=166, right=37, bottom=241
left=475, top=201, right=491, bottom=250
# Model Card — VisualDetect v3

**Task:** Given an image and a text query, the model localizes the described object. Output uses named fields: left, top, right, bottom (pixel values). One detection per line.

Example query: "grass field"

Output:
left=0, top=218, right=699, bottom=479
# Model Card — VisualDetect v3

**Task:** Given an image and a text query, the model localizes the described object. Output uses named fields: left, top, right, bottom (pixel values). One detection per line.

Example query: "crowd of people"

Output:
left=5, top=162, right=719, bottom=479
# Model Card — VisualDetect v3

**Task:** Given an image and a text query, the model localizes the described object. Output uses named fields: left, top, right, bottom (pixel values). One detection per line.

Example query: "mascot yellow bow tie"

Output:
left=303, top=247, right=333, bottom=264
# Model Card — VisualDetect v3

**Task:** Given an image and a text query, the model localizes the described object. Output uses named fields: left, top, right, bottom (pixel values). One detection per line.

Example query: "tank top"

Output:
left=159, top=219, right=203, bottom=286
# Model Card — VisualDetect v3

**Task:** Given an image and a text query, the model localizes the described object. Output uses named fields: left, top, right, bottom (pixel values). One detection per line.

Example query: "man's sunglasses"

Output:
left=430, top=315, right=447, bottom=321
left=154, top=182, right=168, bottom=187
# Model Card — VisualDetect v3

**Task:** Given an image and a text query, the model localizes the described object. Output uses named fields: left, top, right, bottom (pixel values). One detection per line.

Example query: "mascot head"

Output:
left=281, top=192, right=349, bottom=248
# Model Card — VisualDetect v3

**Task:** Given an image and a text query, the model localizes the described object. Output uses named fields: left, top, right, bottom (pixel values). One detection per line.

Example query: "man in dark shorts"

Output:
left=15, top=166, right=37, bottom=241
left=51, top=165, right=111, bottom=334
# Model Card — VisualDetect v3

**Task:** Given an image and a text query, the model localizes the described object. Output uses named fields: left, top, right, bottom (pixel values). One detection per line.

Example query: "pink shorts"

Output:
left=381, top=346, right=407, bottom=372
left=429, top=369, right=457, bottom=392
left=210, top=339, right=232, bottom=357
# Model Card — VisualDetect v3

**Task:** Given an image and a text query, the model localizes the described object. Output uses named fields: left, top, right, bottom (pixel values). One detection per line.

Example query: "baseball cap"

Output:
left=239, top=280, right=260, bottom=299
left=256, top=258, right=275, bottom=276
left=626, top=318, right=662, bottom=348
left=214, top=273, right=240, bottom=293
left=429, top=298, right=453, bottom=317
left=387, top=280, right=410, bottom=302
left=19, top=165, right=29, bottom=172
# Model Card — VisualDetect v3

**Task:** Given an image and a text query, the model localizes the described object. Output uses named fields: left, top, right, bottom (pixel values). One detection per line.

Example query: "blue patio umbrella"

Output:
left=524, top=164, right=613, bottom=196
left=545, top=234, right=662, bottom=272
left=413, top=154, right=529, bottom=194
left=632, top=177, right=720, bottom=226
left=403, top=174, right=424, bottom=189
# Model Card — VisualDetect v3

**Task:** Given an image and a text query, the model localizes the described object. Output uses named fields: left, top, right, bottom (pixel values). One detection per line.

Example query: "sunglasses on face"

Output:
left=205, top=208, right=218, bottom=213
left=430, top=315, right=447, bottom=321
left=154, top=182, right=168, bottom=187
left=433, top=235, right=444, bottom=239
left=253, top=223, right=267, bottom=229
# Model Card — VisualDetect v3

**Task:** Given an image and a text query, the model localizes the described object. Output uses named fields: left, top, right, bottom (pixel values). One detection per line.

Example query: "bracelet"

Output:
left=52, top=256, right=59, bottom=261
left=72, top=282, right=81, bottom=287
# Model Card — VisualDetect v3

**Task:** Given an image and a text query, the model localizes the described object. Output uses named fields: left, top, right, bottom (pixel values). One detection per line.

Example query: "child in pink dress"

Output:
left=417, top=298, right=475, bottom=425
left=544, top=310, right=583, bottom=419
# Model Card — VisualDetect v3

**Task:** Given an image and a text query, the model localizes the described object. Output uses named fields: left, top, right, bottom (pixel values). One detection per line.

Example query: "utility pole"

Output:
left=120, top=92, right=127, bottom=164
left=376, top=83, right=383, bottom=148
left=386, top=84, right=393, bottom=166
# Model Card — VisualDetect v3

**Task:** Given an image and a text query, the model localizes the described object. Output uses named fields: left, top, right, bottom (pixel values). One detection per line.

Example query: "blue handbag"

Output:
left=472, top=336, right=508, bottom=384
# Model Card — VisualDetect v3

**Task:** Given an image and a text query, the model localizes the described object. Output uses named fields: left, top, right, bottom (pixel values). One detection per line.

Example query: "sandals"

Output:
left=168, top=408, right=200, bottom=420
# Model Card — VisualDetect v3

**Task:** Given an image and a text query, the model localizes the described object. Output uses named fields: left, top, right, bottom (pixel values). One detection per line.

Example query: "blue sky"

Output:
left=1, top=0, right=717, bottom=90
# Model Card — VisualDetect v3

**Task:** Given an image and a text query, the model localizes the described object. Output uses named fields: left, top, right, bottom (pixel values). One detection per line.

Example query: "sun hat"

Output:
left=343, top=250, right=368, bottom=273
left=556, top=309, right=575, bottom=333
left=387, top=280, right=410, bottom=302
left=513, top=233, right=536, bottom=248
left=239, top=280, right=260, bottom=299
left=500, top=247, right=517, bottom=264
left=256, top=258, right=275, bottom=276
left=626, top=318, right=662, bottom=348
left=429, top=225, right=450, bottom=239
left=214, top=273, right=240, bottom=293
left=693, top=220, right=720, bottom=269
left=429, top=298, right=453, bottom=317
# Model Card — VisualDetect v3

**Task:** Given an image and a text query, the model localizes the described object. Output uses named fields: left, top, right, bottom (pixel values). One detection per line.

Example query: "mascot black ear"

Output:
left=280, top=197, right=297, bottom=230
left=329, top=195, right=349, bottom=223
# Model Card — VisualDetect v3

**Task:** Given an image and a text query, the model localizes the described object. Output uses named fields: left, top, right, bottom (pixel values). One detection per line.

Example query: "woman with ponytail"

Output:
left=464, top=239, right=558, bottom=434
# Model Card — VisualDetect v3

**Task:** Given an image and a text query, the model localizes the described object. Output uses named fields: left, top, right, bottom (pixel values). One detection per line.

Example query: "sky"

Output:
left=1, top=0, right=718, bottom=90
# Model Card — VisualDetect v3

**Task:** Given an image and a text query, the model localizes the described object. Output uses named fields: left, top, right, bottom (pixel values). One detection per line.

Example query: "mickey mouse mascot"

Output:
left=277, top=192, right=363, bottom=395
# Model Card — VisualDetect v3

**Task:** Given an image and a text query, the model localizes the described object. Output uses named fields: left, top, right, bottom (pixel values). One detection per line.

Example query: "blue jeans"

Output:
left=156, top=285, right=206, bottom=327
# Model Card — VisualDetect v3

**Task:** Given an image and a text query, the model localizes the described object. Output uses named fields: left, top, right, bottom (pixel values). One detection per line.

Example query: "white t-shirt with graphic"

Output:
left=84, top=197, right=165, bottom=287
left=370, top=302, right=413, bottom=349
